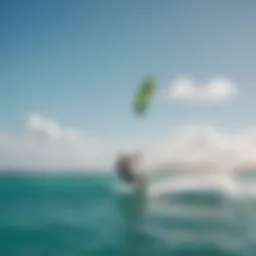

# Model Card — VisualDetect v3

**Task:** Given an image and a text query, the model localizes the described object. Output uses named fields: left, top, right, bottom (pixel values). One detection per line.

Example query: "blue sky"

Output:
left=2, top=0, right=256, bottom=142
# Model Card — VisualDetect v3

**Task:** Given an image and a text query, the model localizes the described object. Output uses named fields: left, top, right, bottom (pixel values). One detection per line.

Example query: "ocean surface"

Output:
left=0, top=170, right=255, bottom=256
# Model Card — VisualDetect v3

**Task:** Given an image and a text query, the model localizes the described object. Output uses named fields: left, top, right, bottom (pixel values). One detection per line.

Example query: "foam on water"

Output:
left=126, top=170, right=256, bottom=256
left=114, top=178, right=136, bottom=194
left=147, top=171, right=256, bottom=200
left=114, top=170, right=256, bottom=202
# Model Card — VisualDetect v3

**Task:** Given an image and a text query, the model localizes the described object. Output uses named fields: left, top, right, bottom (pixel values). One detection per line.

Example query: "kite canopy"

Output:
left=133, top=76, right=156, bottom=117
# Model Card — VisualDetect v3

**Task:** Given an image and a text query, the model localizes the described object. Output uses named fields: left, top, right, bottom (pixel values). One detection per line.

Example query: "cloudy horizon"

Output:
left=0, top=112, right=255, bottom=172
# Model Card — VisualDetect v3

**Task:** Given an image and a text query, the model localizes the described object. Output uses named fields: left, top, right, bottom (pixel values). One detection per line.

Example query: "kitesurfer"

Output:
left=115, top=153, right=145, bottom=189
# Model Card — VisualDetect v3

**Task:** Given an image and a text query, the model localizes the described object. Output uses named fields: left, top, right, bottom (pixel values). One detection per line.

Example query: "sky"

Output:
left=1, top=0, right=256, bottom=170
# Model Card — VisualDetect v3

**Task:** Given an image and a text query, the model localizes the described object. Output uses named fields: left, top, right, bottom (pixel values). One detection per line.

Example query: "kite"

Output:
left=133, top=76, right=156, bottom=117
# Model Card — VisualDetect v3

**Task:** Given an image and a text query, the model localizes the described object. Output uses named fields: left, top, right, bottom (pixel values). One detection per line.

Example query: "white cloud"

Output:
left=138, top=126, right=256, bottom=172
left=0, top=114, right=255, bottom=172
left=26, top=114, right=83, bottom=143
left=169, top=77, right=237, bottom=101
left=0, top=114, right=115, bottom=171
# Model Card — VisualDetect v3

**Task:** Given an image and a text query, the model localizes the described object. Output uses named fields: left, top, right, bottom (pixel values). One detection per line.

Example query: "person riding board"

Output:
left=115, top=153, right=145, bottom=188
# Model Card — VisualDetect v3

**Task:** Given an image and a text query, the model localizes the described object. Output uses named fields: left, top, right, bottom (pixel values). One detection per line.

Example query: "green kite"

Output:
left=133, top=76, right=156, bottom=117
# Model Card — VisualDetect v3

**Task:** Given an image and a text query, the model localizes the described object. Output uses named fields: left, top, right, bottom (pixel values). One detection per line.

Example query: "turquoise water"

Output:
left=0, top=171, right=255, bottom=256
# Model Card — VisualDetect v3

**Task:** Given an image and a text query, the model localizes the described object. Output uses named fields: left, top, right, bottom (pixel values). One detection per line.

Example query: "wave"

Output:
left=147, top=172, right=256, bottom=200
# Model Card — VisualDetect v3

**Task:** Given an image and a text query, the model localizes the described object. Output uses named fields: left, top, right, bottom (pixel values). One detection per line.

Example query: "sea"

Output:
left=0, top=170, right=255, bottom=256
